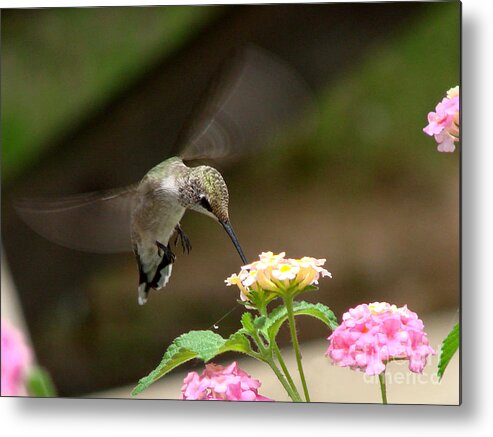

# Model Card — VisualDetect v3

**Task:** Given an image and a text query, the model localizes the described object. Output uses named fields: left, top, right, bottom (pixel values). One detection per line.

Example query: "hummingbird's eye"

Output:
left=199, top=196, right=213, bottom=213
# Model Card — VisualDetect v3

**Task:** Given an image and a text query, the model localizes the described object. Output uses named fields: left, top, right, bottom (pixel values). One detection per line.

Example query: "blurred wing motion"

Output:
left=15, top=47, right=313, bottom=254
left=179, top=46, right=314, bottom=162
left=14, top=186, right=137, bottom=253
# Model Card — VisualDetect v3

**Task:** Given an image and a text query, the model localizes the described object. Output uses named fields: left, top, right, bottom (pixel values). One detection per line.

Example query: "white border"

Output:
left=2, top=0, right=492, bottom=435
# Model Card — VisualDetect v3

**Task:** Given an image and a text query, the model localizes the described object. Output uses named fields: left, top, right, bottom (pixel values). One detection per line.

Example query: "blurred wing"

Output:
left=179, top=46, right=314, bottom=161
left=14, top=186, right=137, bottom=254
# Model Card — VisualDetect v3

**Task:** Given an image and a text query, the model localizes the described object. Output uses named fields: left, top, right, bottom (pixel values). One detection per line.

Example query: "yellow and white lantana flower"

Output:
left=226, top=251, right=332, bottom=302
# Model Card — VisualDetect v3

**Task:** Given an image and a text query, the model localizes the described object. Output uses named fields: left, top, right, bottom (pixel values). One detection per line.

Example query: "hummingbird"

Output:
left=15, top=46, right=313, bottom=305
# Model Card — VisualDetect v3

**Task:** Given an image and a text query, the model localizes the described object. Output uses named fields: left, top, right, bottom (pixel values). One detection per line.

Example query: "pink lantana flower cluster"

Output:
left=225, top=251, right=331, bottom=301
left=423, top=86, right=460, bottom=152
left=181, top=362, right=272, bottom=401
left=1, top=319, right=32, bottom=396
left=326, top=302, right=435, bottom=376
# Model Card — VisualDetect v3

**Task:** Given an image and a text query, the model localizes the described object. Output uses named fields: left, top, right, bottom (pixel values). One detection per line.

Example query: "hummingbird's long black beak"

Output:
left=220, top=221, right=248, bottom=265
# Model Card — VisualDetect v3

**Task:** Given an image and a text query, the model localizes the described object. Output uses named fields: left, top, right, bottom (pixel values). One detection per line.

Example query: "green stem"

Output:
left=251, top=330, right=301, bottom=402
left=272, top=341, right=301, bottom=400
left=378, top=371, right=388, bottom=404
left=266, top=359, right=302, bottom=402
left=284, top=296, right=311, bottom=402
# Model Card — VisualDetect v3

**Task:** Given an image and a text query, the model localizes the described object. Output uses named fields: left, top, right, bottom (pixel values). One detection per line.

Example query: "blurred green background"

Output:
left=1, top=3, right=459, bottom=396
left=2, top=6, right=218, bottom=182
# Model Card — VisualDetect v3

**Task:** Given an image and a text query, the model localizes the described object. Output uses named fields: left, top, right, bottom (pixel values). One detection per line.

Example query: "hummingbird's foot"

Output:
left=174, top=224, right=192, bottom=254
left=155, top=241, right=176, bottom=262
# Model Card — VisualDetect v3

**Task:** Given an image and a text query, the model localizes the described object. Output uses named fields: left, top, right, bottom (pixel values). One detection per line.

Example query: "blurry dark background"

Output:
left=1, top=2, right=460, bottom=396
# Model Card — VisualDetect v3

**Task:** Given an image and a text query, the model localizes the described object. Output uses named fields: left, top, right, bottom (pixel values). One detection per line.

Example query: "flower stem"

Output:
left=378, top=371, right=388, bottom=404
left=266, top=359, right=302, bottom=402
left=272, top=342, right=301, bottom=400
left=251, top=330, right=301, bottom=402
left=284, top=296, right=311, bottom=402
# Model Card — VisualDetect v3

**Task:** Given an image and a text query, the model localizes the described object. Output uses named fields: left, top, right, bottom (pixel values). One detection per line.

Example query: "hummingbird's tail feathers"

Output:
left=14, top=186, right=138, bottom=253
left=138, top=283, right=149, bottom=306
left=178, top=45, right=316, bottom=163
left=137, top=263, right=173, bottom=306
left=135, top=250, right=151, bottom=305
left=151, top=242, right=175, bottom=289
left=153, top=264, right=173, bottom=290
left=135, top=243, right=175, bottom=305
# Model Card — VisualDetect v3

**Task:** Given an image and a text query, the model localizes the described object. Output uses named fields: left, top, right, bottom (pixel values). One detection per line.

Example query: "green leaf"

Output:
left=132, top=346, right=197, bottom=396
left=437, top=323, right=459, bottom=381
left=133, top=304, right=337, bottom=397
left=253, top=315, right=267, bottom=330
left=26, top=366, right=57, bottom=397
left=219, top=332, right=256, bottom=357
left=263, top=301, right=338, bottom=341
left=241, top=312, right=255, bottom=333
left=132, top=330, right=259, bottom=396
left=132, top=330, right=225, bottom=396
left=173, top=330, right=226, bottom=362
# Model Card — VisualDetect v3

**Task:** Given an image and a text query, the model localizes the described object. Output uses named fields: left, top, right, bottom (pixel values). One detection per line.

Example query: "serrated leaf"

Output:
left=174, top=330, right=226, bottom=362
left=132, top=346, right=198, bottom=396
left=219, top=332, right=256, bottom=357
left=241, top=312, right=255, bottom=333
left=132, top=330, right=261, bottom=396
left=263, top=301, right=338, bottom=341
left=132, top=330, right=226, bottom=396
left=437, top=323, right=459, bottom=381
left=26, top=366, right=57, bottom=397
left=254, top=315, right=267, bottom=330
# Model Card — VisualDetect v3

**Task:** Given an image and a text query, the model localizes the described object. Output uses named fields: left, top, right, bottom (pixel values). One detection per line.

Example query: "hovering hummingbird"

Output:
left=15, top=47, right=313, bottom=305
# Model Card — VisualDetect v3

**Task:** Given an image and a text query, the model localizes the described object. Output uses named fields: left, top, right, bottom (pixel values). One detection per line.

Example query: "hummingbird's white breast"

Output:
left=131, top=172, right=186, bottom=279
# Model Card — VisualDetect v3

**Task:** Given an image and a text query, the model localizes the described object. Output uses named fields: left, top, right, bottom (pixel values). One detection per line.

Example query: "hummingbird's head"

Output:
left=186, top=165, right=247, bottom=264
left=188, top=166, right=229, bottom=223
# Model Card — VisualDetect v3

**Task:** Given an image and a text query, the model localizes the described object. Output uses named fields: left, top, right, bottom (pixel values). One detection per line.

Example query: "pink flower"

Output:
left=326, top=302, right=435, bottom=376
left=181, top=362, right=272, bottom=401
left=423, top=86, right=460, bottom=152
left=1, top=319, right=32, bottom=396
